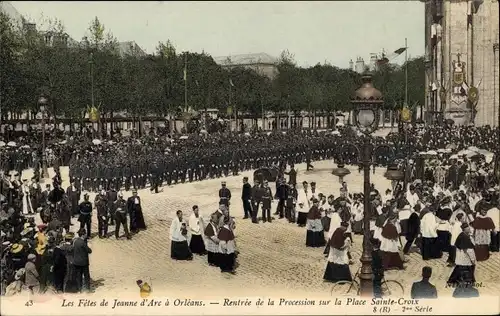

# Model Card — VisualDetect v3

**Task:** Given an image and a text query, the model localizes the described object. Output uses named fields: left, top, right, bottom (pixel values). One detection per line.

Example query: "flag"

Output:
left=183, top=67, right=187, bottom=81
left=377, top=46, right=408, bottom=65
left=195, top=80, right=199, bottom=87
left=394, top=47, right=407, bottom=55
left=229, top=78, right=234, bottom=87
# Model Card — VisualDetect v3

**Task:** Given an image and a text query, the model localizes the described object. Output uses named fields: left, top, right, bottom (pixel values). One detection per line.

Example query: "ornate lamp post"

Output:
left=38, top=95, right=49, bottom=179
left=350, top=73, right=399, bottom=297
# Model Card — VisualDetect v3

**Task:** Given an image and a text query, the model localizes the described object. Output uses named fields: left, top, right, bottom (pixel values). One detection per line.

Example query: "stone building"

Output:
left=213, top=53, right=279, bottom=80
left=424, top=0, right=499, bottom=126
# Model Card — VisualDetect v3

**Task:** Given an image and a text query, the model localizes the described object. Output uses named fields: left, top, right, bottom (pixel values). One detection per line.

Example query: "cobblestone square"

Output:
left=23, top=160, right=500, bottom=298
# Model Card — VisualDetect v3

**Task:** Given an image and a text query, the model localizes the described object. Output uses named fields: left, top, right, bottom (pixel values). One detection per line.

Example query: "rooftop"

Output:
left=213, top=52, right=278, bottom=66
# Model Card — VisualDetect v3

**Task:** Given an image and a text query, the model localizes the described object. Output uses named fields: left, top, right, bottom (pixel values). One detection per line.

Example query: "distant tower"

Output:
left=349, top=59, right=354, bottom=71
left=355, top=57, right=365, bottom=74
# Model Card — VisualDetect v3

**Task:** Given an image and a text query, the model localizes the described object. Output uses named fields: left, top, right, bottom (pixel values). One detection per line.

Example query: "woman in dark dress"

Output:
left=127, top=190, right=147, bottom=233
left=323, top=223, right=352, bottom=283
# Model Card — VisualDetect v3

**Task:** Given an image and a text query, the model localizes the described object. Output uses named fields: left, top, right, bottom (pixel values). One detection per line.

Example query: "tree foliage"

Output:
left=0, top=13, right=425, bottom=120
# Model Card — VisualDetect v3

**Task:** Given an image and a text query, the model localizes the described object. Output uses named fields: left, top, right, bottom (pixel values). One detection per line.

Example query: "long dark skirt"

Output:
left=436, top=230, right=451, bottom=253
left=306, top=230, right=326, bottom=247
left=474, top=244, right=490, bottom=261
left=323, top=262, right=352, bottom=283
left=490, top=231, right=500, bottom=252
left=421, top=237, right=442, bottom=260
left=207, top=251, right=220, bottom=267
left=171, top=241, right=193, bottom=260
left=352, top=220, right=363, bottom=234
left=296, top=212, right=307, bottom=226
left=64, top=263, right=78, bottom=293
left=189, top=235, right=206, bottom=255
left=447, top=265, right=475, bottom=286
left=381, top=251, right=404, bottom=270
left=219, top=253, right=236, bottom=272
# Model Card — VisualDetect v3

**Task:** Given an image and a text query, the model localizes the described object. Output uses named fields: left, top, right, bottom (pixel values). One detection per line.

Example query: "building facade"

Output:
left=213, top=53, right=278, bottom=79
left=424, top=0, right=499, bottom=126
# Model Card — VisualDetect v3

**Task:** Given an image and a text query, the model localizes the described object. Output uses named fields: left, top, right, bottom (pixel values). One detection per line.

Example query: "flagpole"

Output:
left=184, top=54, right=188, bottom=112
left=404, top=38, right=408, bottom=107
left=229, top=80, right=233, bottom=132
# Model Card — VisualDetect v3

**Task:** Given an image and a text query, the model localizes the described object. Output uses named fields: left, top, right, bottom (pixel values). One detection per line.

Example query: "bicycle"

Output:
left=330, top=266, right=405, bottom=297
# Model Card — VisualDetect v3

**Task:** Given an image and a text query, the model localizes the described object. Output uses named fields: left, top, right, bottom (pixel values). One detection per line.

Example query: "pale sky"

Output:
left=11, top=1, right=424, bottom=67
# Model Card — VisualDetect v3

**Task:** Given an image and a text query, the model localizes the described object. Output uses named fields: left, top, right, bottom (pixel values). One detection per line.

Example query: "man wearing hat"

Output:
left=241, top=177, right=252, bottom=219
left=218, top=181, right=231, bottom=208
left=114, top=192, right=131, bottom=240
left=260, top=180, right=273, bottom=223
left=78, top=193, right=93, bottom=238
left=25, top=253, right=40, bottom=295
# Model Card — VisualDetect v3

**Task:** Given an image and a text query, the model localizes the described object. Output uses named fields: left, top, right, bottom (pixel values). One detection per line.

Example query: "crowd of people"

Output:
left=0, top=122, right=499, bottom=297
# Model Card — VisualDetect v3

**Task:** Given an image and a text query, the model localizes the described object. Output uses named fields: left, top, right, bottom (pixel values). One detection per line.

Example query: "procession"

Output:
left=1, top=121, right=499, bottom=298
left=1, top=0, right=500, bottom=307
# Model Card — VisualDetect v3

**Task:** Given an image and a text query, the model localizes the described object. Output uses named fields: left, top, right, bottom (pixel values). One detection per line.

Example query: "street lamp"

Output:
left=38, top=95, right=49, bottom=179
left=350, top=73, right=391, bottom=297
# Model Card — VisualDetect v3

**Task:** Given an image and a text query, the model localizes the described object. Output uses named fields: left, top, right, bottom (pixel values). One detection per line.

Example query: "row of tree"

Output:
left=0, top=13, right=425, bottom=121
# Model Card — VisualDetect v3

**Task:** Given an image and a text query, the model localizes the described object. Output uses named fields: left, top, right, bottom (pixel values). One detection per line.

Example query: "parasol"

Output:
left=331, top=130, right=340, bottom=135
left=0, top=141, right=6, bottom=147
left=426, top=150, right=438, bottom=156
left=467, top=146, right=480, bottom=152
left=437, top=149, right=447, bottom=153
left=446, top=143, right=457, bottom=150
left=59, top=140, right=67, bottom=145
left=7, top=141, right=16, bottom=147
left=20, top=145, right=30, bottom=149
left=179, top=135, right=188, bottom=140
left=92, top=139, right=101, bottom=145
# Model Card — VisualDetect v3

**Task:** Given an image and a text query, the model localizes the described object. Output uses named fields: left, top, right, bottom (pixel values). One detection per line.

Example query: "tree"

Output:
left=0, top=12, right=23, bottom=118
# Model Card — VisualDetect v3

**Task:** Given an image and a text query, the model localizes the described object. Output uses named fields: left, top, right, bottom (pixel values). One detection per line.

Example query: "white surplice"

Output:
left=169, top=217, right=187, bottom=242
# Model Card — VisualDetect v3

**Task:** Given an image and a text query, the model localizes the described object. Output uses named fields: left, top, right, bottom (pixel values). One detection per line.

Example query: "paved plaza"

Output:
left=22, top=160, right=500, bottom=298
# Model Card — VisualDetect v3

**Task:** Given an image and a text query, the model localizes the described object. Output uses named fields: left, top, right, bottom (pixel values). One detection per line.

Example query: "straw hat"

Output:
left=21, top=227, right=33, bottom=236
left=10, top=243, right=23, bottom=254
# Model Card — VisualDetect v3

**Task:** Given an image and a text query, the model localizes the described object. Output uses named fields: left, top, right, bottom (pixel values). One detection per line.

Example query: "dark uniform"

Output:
left=218, top=182, right=231, bottom=208
left=114, top=196, right=131, bottom=239
left=261, top=183, right=273, bottom=223
left=96, top=195, right=109, bottom=238
left=78, top=195, right=93, bottom=236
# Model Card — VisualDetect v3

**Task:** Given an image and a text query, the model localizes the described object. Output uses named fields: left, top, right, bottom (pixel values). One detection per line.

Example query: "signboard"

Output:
left=226, top=106, right=233, bottom=115
left=401, top=106, right=411, bottom=122
left=88, top=106, right=100, bottom=123
left=467, top=86, right=479, bottom=104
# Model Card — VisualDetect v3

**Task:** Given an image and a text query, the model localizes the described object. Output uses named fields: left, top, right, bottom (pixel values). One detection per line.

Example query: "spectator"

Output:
left=72, top=229, right=92, bottom=293
left=410, top=266, right=438, bottom=299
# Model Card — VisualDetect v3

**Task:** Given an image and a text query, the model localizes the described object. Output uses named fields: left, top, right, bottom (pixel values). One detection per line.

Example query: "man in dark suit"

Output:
left=411, top=266, right=438, bottom=299
left=275, top=179, right=288, bottom=219
left=403, top=203, right=421, bottom=254
left=73, top=229, right=92, bottom=293
left=241, top=177, right=252, bottom=219
left=284, top=164, right=297, bottom=186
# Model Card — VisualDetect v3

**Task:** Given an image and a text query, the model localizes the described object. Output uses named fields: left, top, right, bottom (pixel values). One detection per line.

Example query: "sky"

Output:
left=9, top=1, right=424, bottom=68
